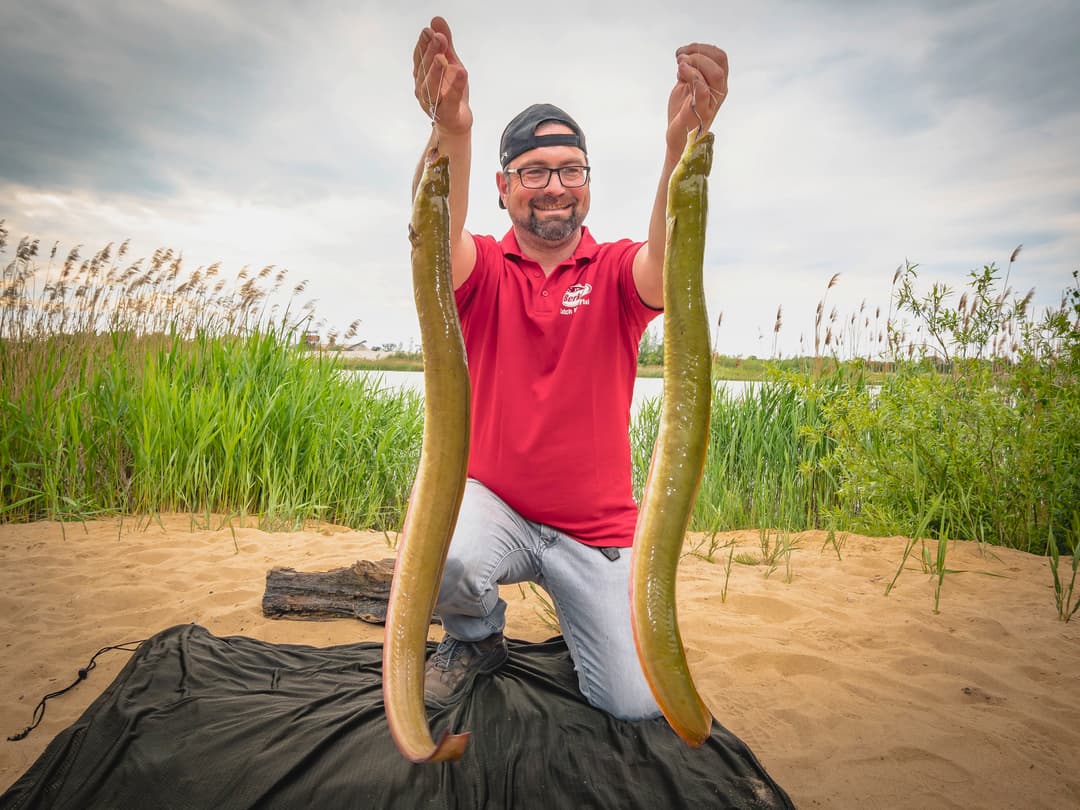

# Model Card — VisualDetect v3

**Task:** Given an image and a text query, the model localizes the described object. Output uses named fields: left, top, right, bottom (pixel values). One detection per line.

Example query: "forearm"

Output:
left=411, top=19, right=472, bottom=238
left=413, top=128, right=472, bottom=230
left=415, top=127, right=470, bottom=216
left=411, top=128, right=439, bottom=198
left=634, top=149, right=682, bottom=308
left=646, top=151, right=680, bottom=257
left=441, top=129, right=471, bottom=245
left=633, top=41, right=728, bottom=305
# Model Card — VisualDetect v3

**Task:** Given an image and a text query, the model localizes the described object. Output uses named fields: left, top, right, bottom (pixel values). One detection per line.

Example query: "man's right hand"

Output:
left=411, top=17, right=476, bottom=289
left=413, top=17, right=471, bottom=137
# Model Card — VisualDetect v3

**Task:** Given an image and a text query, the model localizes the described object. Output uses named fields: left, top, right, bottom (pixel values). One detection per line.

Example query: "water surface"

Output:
left=350, top=370, right=754, bottom=418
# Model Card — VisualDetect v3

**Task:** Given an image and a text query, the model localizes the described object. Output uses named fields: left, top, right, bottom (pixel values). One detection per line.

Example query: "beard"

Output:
left=514, top=196, right=582, bottom=242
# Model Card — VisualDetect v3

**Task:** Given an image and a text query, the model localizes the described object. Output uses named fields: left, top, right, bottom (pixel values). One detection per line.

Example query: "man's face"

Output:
left=497, top=122, right=590, bottom=244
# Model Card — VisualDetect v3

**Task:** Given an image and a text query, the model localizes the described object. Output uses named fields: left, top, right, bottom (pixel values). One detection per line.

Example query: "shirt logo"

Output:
left=560, top=283, right=592, bottom=315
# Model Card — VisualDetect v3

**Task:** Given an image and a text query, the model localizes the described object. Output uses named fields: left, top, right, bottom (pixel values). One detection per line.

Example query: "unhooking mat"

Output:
left=2, top=624, right=794, bottom=809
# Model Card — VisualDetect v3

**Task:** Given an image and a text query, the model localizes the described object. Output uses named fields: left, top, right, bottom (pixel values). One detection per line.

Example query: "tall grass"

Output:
left=632, top=255, right=1080, bottom=563
left=1048, top=512, right=1080, bottom=622
left=5, top=219, right=1079, bottom=602
left=1, top=222, right=421, bottom=529
left=632, top=372, right=850, bottom=534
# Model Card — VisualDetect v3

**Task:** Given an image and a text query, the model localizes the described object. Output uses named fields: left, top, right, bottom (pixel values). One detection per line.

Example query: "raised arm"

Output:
left=632, top=44, right=729, bottom=308
left=412, top=17, right=476, bottom=288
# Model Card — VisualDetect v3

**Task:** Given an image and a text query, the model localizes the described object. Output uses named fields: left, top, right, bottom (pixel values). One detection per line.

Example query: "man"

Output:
left=411, top=17, right=728, bottom=720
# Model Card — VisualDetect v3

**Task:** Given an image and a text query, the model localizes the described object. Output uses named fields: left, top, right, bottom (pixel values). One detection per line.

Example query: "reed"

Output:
left=1048, top=512, right=1080, bottom=622
left=819, top=271, right=1079, bottom=557
left=632, top=372, right=847, bottom=535
left=1, top=224, right=421, bottom=530
left=631, top=255, right=1079, bottom=594
left=5, top=223, right=1079, bottom=619
left=821, top=528, right=847, bottom=560
left=684, top=531, right=728, bottom=563
left=719, top=541, right=736, bottom=602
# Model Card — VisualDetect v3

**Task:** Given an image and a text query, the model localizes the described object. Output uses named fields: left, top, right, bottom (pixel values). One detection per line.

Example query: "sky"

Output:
left=2, top=0, right=1078, bottom=358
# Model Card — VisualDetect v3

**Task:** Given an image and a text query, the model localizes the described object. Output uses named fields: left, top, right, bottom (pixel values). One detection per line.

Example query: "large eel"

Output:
left=630, top=128, right=715, bottom=747
left=382, top=153, right=472, bottom=763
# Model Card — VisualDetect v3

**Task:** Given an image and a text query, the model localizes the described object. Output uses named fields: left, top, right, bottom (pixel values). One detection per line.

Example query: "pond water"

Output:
left=349, top=370, right=755, bottom=419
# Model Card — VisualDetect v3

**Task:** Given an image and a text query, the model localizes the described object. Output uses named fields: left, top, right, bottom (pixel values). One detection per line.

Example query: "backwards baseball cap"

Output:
left=499, top=103, right=587, bottom=169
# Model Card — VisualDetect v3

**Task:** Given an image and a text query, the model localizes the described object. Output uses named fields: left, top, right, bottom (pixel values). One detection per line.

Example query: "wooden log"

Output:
left=262, top=559, right=439, bottom=625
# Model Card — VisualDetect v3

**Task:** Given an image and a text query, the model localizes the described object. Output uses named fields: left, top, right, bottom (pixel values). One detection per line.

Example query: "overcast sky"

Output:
left=2, top=0, right=1078, bottom=358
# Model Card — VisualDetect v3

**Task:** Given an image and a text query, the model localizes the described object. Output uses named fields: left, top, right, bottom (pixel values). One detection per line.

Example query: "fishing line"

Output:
left=417, top=43, right=445, bottom=143
left=691, top=82, right=704, bottom=134
left=688, top=60, right=726, bottom=134
left=416, top=45, right=446, bottom=163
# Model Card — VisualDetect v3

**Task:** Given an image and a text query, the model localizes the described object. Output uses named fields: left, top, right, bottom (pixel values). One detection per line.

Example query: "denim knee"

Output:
left=588, top=682, right=662, bottom=721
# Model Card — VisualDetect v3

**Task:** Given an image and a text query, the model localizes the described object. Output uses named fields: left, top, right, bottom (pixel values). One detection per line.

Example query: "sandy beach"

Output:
left=1, top=515, right=1077, bottom=808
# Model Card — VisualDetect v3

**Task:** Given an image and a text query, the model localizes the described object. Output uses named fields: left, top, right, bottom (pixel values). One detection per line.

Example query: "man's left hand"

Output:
left=666, top=43, right=729, bottom=155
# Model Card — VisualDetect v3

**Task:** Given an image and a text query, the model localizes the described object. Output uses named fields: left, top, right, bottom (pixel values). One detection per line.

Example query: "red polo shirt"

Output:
left=454, top=226, right=661, bottom=547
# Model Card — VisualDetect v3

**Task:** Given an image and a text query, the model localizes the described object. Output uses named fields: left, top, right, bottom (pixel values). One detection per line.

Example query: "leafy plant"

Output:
left=1048, top=513, right=1080, bottom=623
left=821, top=259, right=1079, bottom=556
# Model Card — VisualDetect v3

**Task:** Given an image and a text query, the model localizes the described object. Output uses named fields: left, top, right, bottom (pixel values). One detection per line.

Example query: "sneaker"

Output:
left=424, top=632, right=508, bottom=708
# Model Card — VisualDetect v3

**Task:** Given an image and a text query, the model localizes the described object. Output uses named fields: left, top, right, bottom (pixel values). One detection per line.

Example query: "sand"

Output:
left=1, top=516, right=1077, bottom=808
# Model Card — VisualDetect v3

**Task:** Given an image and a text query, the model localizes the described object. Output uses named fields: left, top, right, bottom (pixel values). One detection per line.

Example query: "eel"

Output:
left=382, top=152, right=472, bottom=763
left=630, top=128, right=715, bottom=747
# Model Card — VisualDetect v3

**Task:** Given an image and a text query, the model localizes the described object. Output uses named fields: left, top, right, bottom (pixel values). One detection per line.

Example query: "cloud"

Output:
left=2, top=0, right=1077, bottom=358
left=1, top=3, right=271, bottom=190
left=923, top=0, right=1080, bottom=123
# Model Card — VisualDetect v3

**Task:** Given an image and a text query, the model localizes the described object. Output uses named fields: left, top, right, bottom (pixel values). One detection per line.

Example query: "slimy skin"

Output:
left=382, top=154, right=471, bottom=763
left=630, top=129, right=715, bottom=748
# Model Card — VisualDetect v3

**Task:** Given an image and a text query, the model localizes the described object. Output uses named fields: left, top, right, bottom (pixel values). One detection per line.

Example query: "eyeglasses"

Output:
left=505, top=165, right=591, bottom=189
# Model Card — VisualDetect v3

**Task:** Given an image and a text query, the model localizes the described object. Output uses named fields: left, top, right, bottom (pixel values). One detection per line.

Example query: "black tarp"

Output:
left=2, top=624, right=794, bottom=809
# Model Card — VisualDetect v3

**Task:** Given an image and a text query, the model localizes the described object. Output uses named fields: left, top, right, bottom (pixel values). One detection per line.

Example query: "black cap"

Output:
left=499, top=103, right=587, bottom=169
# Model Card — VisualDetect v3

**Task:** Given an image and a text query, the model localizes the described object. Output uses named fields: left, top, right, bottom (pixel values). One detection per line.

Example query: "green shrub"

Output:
left=818, top=264, right=1079, bottom=553
left=631, top=258, right=1079, bottom=559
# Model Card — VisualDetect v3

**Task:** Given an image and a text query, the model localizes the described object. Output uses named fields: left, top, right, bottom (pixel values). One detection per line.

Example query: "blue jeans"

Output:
left=436, top=479, right=661, bottom=721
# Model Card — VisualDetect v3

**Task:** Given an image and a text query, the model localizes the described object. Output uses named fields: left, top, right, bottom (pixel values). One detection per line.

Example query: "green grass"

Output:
left=4, top=225, right=1079, bottom=616
left=1048, top=513, right=1080, bottom=622
left=631, top=371, right=851, bottom=535
left=0, top=225, right=420, bottom=530
left=1, top=326, right=424, bottom=530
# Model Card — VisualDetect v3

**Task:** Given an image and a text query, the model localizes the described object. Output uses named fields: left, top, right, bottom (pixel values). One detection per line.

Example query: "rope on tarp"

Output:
left=8, top=640, right=146, bottom=741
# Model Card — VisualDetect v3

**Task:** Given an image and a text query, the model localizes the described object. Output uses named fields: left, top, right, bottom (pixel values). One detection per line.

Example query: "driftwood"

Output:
left=263, top=559, right=439, bottom=625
